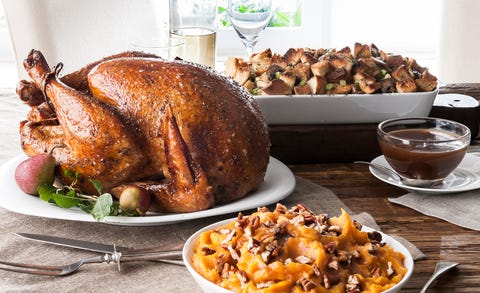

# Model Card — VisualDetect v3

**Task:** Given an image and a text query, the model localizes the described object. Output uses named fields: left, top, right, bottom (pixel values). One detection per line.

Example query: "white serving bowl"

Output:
left=183, top=218, right=414, bottom=293
left=362, top=226, right=414, bottom=293
left=255, top=90, right=437, bottom=125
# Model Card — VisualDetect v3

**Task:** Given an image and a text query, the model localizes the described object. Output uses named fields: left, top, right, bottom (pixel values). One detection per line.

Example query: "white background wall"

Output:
left=0, top=0, right=475, bottom=85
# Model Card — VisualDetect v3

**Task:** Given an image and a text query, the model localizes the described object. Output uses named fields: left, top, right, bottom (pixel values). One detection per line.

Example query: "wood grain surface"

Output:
left=289, top=162, right=480, bottom=292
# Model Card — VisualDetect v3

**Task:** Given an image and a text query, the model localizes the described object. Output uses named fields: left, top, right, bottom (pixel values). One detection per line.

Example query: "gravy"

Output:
left=379, top=128, right=468, bottom=180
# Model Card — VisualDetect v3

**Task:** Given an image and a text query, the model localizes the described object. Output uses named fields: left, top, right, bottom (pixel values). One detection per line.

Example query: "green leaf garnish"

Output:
left=64, top=169, right=78, bottom=179
left=38, top=183, right=56, bottom=202
left=90, top=179, right=103, bottom=195
left=36, top=170, right=142, bottom=221
left=52, top=191, right=79, bottom=209
left=91, top=193, right=113, bottom=221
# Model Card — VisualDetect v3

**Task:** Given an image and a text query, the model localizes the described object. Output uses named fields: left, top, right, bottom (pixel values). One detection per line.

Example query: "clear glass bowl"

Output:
left=377, top=117, right=471, bottom=187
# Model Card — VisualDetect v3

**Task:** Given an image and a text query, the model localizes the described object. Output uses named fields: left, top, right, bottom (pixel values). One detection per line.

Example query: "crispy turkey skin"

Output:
left=18, top=50, right=270, bottom=213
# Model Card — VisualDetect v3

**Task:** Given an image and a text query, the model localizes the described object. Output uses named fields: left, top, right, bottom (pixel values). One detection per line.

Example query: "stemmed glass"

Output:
left=227, top=0, right=273, bottom=59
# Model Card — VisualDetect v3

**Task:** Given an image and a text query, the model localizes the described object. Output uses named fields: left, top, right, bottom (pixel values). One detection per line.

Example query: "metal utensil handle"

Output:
left=119, top=249, right=183, bottom=262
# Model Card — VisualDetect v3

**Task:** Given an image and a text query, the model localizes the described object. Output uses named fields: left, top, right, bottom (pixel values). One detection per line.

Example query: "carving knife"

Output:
left=16, top=232, right=132, bottom=253
left=15, top=232, right=184, bottom=265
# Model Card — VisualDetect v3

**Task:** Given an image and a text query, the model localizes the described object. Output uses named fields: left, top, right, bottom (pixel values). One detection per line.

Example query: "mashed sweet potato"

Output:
left=191, top=204, right=407, bottom=292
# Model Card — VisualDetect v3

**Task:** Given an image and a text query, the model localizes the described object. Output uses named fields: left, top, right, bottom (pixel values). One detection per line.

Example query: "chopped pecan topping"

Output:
left=324, top=242, right=337, bottom=254
left=299, top=277, right=317, bottom=291
left=221, top=262, right=235, bottom=279
left=274, top=203, right=288, bottom=214
left=260, top=233, right=275, bottom=243
left=273, top=221, right=288, bottom=236
left=366, top=241, right=385, bottom=254
left=263, top=221, right=276, bottom=228
left=346, top=275, right=360, bottom=292
left=296, top=203, right=313, bottom=213
left=312, top=264, right=321, bottom=276
left=201, top=247, right=215, bottom=255
left=303, top=212, right=317, bottom=226
left=328, top=225, right=342, bottom=235
left=314, top=223, right=329, bottom=234
left=353, top=220, right=363, bottom=231
left=236, top=270, right=248, bottom=288
left=261, top=250, right=271, bottom=262
left=257, top=206, right=269, bottom=213
left=215, top=253, right=227, bottom=272
left=257, top=281, right=275, bottom=289
left=219, top=228, right=230, bottom=235
left=289, top=204, right=301, bottom=213
left=313, top=214, right=329, bottom=233
left=247, top=236, right=261, bottom=254
left=221, top=229, right=236, bottom=246
left=264, top=240, right=281, bottom=259
left=244, top=226, right=252, bottom=237
left=295, top=255, right=312, bottom=264
left=227, top=245, right=241, bottom=261
left=316, top=214, right=328, bottom=224
left=367, top=231, right=382, bottom=242
left=323, top=273, right=331, bottom=289
left=290, top=214, right=305, bottom=226
left=249, top=215, right=261, bottom=229
left=387, top=261, right=395, bottom=276
left=328, top=260, right=339, bottom=270
left=337, top=250, right=349, bottom=263
left=236, top=212, right=250, bottom=228
left=370, top=266, right=382, bottom=278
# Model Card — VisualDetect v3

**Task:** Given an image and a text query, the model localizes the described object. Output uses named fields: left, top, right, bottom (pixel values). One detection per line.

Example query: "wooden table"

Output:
left=279, top=84, right=480, bottom=292
left=289, top=162, right=479, bottom=292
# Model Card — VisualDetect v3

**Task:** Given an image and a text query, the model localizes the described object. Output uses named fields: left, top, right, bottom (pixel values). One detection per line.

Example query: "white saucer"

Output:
left=369, top=153, right=480, bottom=194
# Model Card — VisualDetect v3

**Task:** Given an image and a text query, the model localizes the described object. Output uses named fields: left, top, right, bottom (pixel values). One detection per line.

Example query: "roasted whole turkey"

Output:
left=17, top=50, right=270, bottom=213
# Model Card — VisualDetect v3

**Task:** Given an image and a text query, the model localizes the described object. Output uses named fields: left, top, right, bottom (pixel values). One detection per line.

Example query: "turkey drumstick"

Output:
left=22, top=50, right=147, bottom=193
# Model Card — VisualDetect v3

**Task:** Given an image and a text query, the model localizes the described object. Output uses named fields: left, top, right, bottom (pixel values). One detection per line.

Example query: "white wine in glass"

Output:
left=170, top=27, right=216, bottom=67
left=227, top=0, right=272, bottom=59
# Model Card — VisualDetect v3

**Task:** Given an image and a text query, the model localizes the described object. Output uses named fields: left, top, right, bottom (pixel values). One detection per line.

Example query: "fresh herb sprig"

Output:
left=37, top=170, right=129, bottom=221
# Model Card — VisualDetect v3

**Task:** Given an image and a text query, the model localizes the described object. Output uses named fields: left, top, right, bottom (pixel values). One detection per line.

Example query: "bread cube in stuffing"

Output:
left=391, top=65, right=413, bottom=82
left=292, top=62, right=312, bottom=81
left=396, top=79, right=417, bottom=93
left=353, top=43, right=372, bottom=59
left=283, top=48, right=304, bottom=66
left=294, top=84, right=312, bottom=95
left=353, top=72, right=381, bottom=94
left=262, top=79, right=293, bottom=95
left=307, top=75, right=327, bottom=94
left=311, top=60, right=330, bottom=77
left=251, top=49, right=273, bottom=75
left=415, top=70, right=437, bottom=92
left=224, top=57, right=251, bottom=85
left=279, top=71, right=297, bottom=89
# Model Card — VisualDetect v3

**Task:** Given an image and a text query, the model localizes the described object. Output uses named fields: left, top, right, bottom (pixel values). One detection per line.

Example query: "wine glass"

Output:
left=227, top=0, right=273, bottom=59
